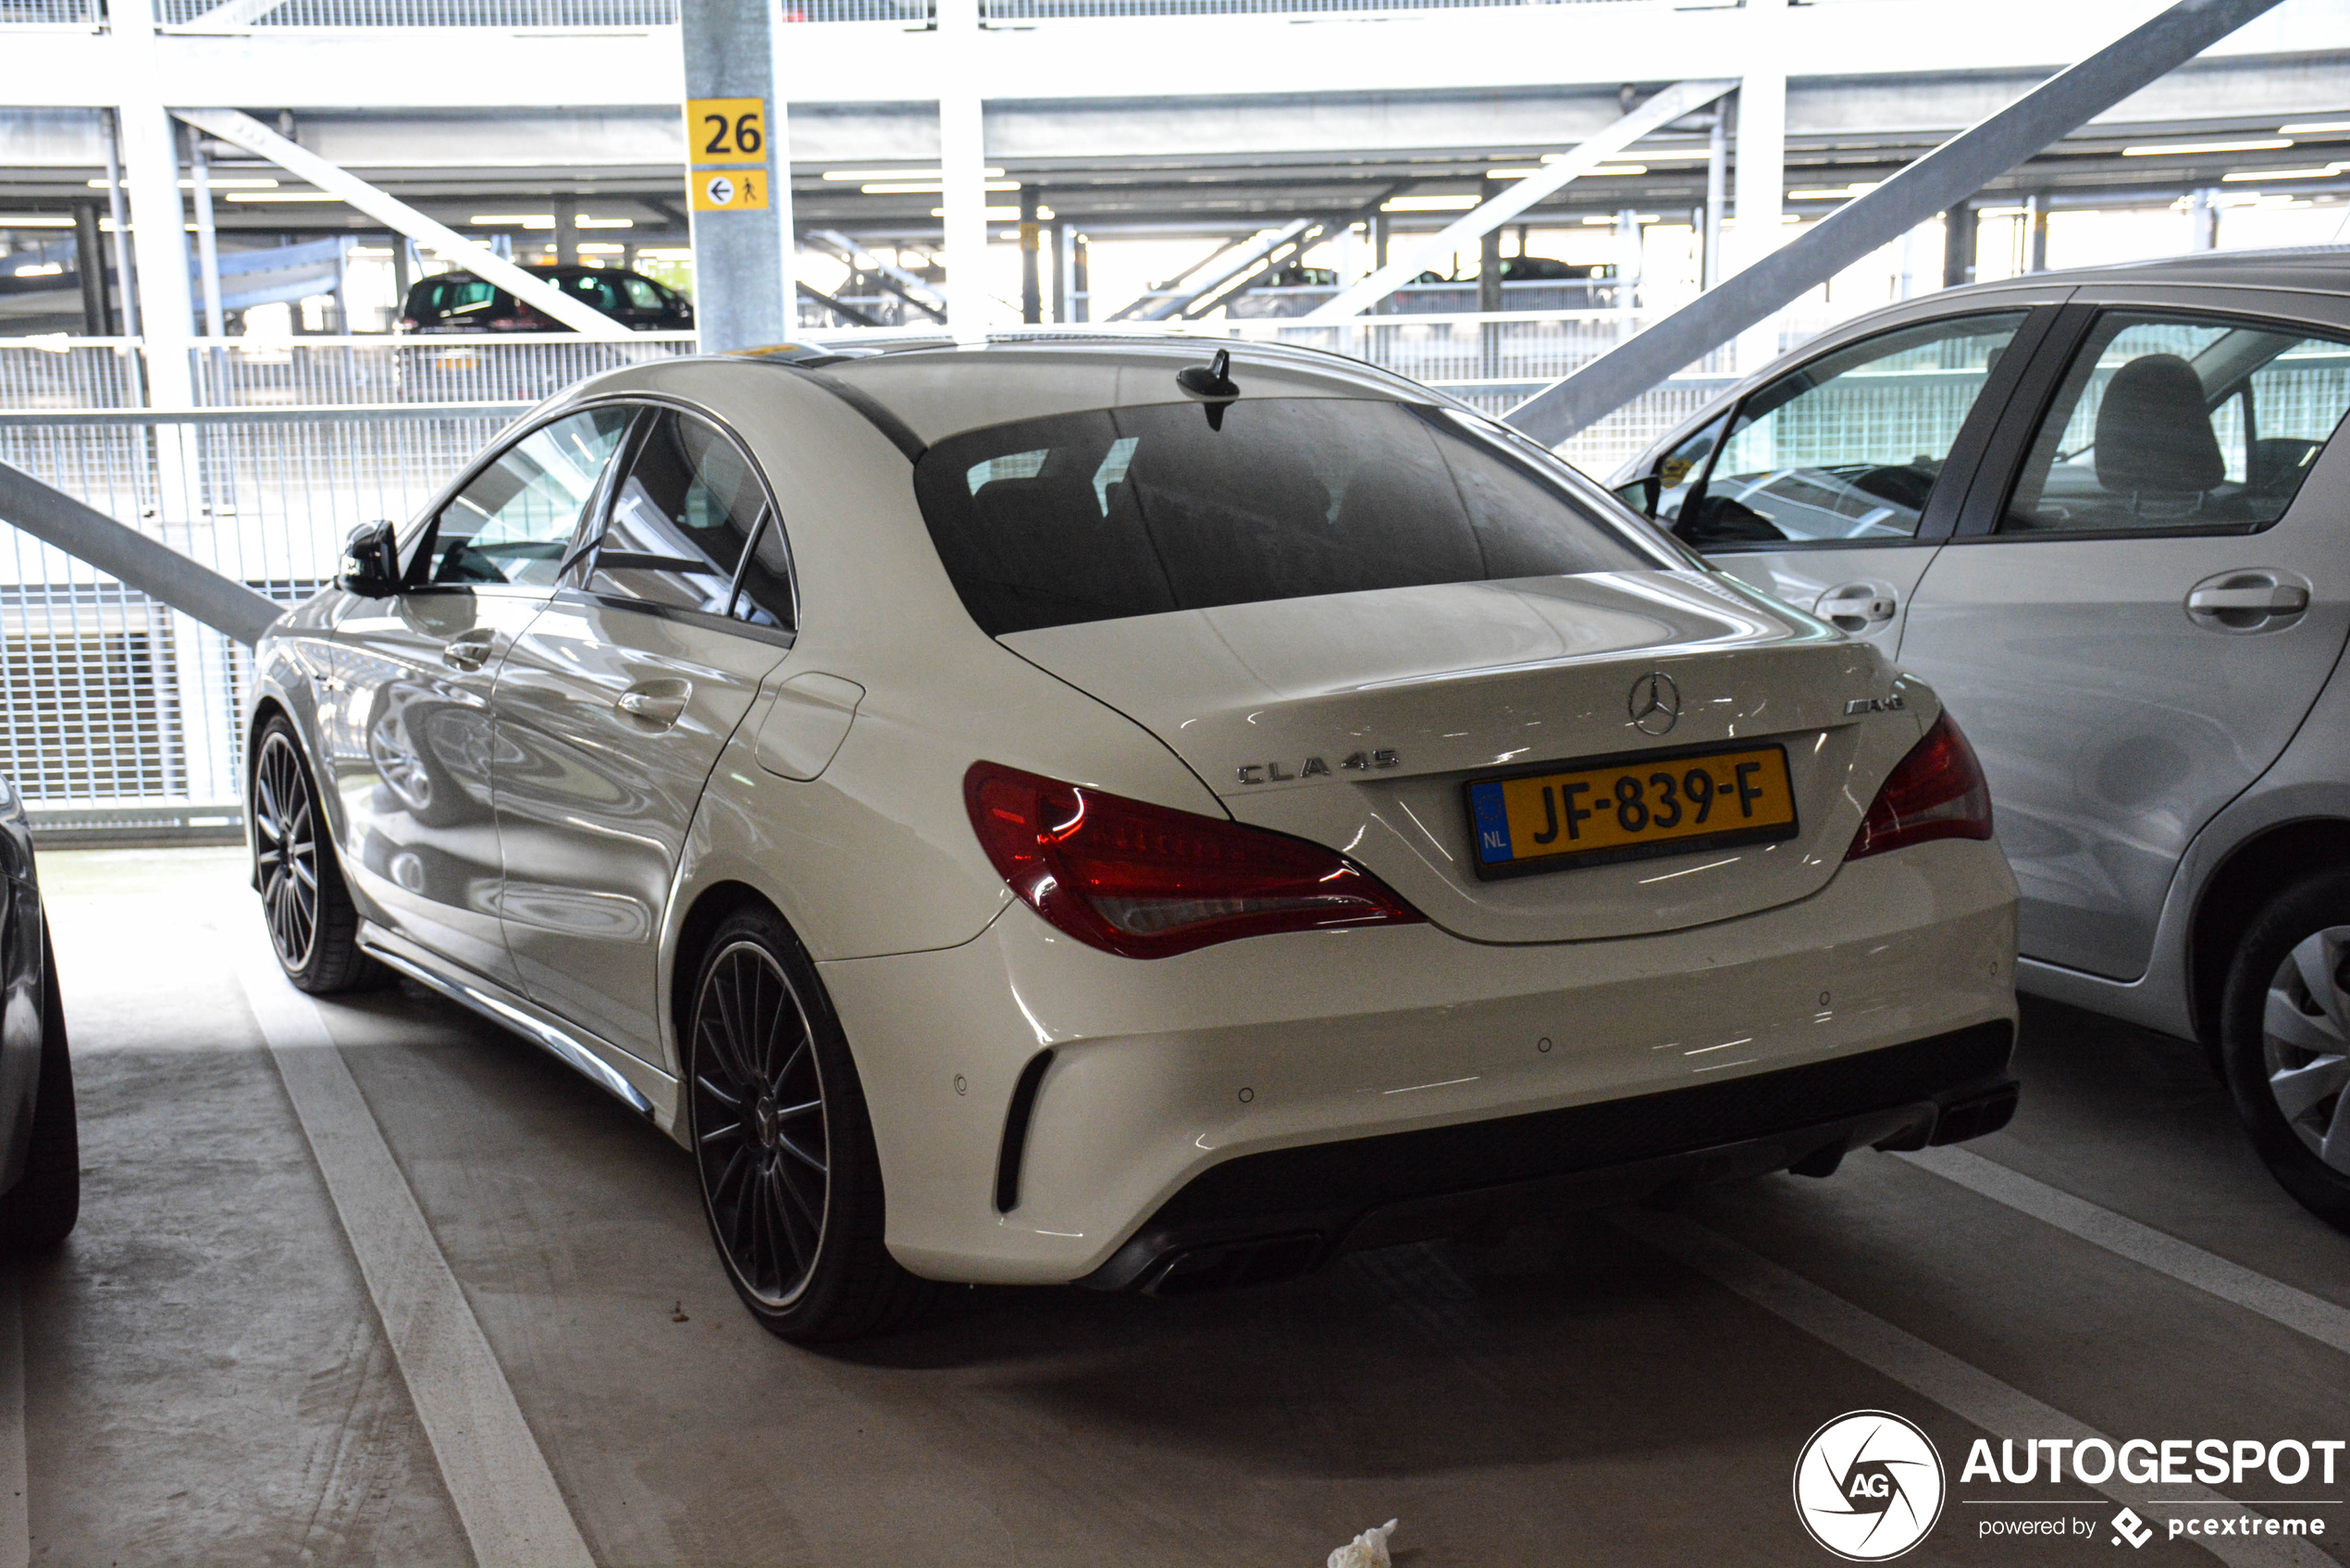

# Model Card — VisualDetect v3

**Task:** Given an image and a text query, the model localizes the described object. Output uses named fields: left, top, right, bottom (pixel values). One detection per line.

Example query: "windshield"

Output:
left=913, top=397, right=1670, bottom=636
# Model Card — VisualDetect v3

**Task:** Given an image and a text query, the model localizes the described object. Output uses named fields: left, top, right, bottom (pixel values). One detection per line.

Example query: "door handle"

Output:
left=616, top=680, right=690, bottom=728
left=2185, top=570, right=2311, bottom=634
left=440, top=633, right=493, bottom=672
left=1814, top=583, right=1899, bottom=635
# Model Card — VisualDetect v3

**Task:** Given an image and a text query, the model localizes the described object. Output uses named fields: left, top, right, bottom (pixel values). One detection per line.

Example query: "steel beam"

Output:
left=0, top=461, right=281, bottom=649
left=1504, top=0, right=2292, bottom=445
left=172, top=109, right=626, bottom=339
left=1135, top=220, right=1313, bottom=322
left=806, top=231, right=947, bottom=323
left=1302, top=79, right=1738, bottom=322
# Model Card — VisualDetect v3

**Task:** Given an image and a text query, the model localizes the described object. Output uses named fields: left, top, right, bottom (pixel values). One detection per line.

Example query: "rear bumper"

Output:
left=1082, top=1020, right=2016, bottom=1294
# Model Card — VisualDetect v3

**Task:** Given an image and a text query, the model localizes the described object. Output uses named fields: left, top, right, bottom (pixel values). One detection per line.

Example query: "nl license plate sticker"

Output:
left=1465, top=743, right=1800, bottom=880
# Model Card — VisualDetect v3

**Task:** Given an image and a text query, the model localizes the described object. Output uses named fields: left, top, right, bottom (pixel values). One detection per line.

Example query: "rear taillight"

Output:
left=1846, top=710, right=1993, bottom=860
left=489, top=307, right=550, bottom=331
left=964, top=761, right=1424, bottom=958
left=395, top=315, right=417, bottom=331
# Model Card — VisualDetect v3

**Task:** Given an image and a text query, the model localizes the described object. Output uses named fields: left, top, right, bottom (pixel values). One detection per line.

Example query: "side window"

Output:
left=589, top=409, right=790, bottom=628
left=1684, top=311, right=2030, bottom=549
left=621, top=277, right=664, bottom=310
left=565, top=273, right=622, bottom=312
left=2002, top=313, right=2350, bottom=535
left=419, top=407, right=630, bottom=587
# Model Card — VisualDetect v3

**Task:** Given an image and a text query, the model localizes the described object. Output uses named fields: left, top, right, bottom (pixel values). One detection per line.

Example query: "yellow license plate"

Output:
left=1465, top=744, right=1799, bottom=879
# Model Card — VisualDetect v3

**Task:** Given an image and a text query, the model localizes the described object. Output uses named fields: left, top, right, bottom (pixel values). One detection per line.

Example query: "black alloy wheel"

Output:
left=686, top=907, right=940, bottom=1341
left=250, top=718, right=380, bottom=994
left=692, top=935, right=832, bottom=1309
left=254, top=727, right=320, bottom=973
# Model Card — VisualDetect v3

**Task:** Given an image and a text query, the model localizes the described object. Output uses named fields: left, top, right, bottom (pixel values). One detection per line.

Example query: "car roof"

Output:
left=735, top=333, right=1464, bottom=447
left=1940, top=244, right=2350, bottom=301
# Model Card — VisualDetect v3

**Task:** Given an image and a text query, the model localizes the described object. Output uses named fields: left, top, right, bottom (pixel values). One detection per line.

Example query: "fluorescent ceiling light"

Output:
left=862, top=179, right=1020, bottom=194
left=2121, top=137, right=2292, bottom=156
left=1488, top=167, right=1537, bottom=179
left=226, top=191, right=342, bottom=203
left=577, top=216, right=635, bottom=228
left=2221, top=165, right=2346, bottom=181
left=1382, top=194, right=1480, bottom=212
left=1787, top=181, right=1881, bottom=201
left=88, top=177, right=279, bottom=191
left=928, top=206, right=1021, bottom=219
left=13, top=263, right=63, bottom=278
left=473, top=214, right=554, bottom=227
left=1579, top=214, right=1661, bottom=225
left=577, top=243, right=626, bottom=254
left=823, top=167, right=1004, bottom=181
left=0, top=216, right=75, bottom=228
left=2280, top=121, right=2350, bottom=135
left=1590, top=164, right=1647, bottom=177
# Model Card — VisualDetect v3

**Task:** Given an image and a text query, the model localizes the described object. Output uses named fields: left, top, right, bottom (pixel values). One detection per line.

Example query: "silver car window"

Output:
left=2001, top=312, right=2350, bottom=536
left=420, top=406, right=630, bottom=587
left=588, top=408, right=795, bottom=632
left=1682, top=312, right=2029, bottom=550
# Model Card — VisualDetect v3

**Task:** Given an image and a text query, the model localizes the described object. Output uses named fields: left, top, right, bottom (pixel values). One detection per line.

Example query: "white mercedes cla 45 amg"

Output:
left=246, top=339, right=2020, bottom=1341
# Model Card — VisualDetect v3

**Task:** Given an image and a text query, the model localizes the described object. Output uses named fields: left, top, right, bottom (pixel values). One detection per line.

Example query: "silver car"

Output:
left=1612, top=247, right=2350, bottom=1232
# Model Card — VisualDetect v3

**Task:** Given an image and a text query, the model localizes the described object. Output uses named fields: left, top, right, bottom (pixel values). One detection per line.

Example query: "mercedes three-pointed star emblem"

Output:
left=1627, top=671, right=1681, bottom=736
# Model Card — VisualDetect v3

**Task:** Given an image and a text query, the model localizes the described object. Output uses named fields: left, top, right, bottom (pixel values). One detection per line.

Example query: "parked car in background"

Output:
left=247, top=337, right=2017, bottom=1341
left=1611, top=247, right=2350, bottom=1231
left=0, top=776, right=76, bottom=1251
left=397, top=265, right=694, bottom=334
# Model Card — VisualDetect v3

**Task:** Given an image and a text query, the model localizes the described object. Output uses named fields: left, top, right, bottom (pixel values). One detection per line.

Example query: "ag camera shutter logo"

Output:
left=1794, top=1411, right=1947, bottom=1561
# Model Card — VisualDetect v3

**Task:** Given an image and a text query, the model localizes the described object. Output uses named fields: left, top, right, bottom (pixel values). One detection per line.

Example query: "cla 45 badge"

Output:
left=1236, top=749, right=1400, bottom=785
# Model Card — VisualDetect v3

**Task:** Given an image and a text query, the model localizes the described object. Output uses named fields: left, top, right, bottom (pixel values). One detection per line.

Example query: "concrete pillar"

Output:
left=1941, top=204, right=1973, bottom=290
left=2024, top=191, right=2049, bottom=273
left=1702, top=106, right=1726, bottom=291
left=188, top=124, right=225, bottom=340
left=553, top=194, right=579, bottom=267
left=1070, top=231, right=1089, bottom=322
left=681, top=0, right=797, bottom=350
left=118, top=102, right=194, bottom=408
left=100, top=109, right=138, bottom=345
left=2190, top=188, right=2219, bottom=250
left=390, top=234, right=413, bottom=315
left=1020, top=187, right=1042, bottom=325
left=1732, top=2, right=1787, bottom=371
left=1478, top=227, right=1503, bottom=314
left=1047, top=218, right=1066, bottom=324
left=74, top=203, right=109, bottom=336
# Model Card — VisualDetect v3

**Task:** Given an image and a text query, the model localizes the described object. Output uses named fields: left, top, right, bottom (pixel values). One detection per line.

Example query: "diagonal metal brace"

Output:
left=1503, top=0, right=2293, bottom=445
left=0, top=460, right=282, bottom=648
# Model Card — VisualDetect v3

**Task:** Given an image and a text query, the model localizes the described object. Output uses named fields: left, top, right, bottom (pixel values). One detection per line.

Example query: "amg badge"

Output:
left=1844, top=694, right=1910, bottom=716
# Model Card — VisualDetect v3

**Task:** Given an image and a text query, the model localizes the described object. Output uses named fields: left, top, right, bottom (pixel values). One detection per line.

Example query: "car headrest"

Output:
left=2095, top=352, right=2226, bottom=496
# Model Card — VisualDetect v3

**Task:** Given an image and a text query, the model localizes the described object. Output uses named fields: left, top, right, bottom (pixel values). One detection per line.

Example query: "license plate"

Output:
left=1465, top=743, right=1799, bottom=880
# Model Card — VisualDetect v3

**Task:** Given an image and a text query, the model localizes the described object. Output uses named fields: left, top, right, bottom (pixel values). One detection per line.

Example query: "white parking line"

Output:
left=1614, top=1208, right=2335, bottom=1568
left=233, top=938, right=597, bottom=1568
left=0, top=1276, right=26, bottom=1568
left=1899, top=1146, right=2350, bottom=1357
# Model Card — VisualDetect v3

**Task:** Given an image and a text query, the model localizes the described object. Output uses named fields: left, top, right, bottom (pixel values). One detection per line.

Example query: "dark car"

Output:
left=0, top=777, right=75, bottom=1251
left=397, top=265, right=695, bottom=334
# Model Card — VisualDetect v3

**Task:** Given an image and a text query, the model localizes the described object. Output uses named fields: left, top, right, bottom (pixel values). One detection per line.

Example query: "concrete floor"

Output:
left=15, top=846, right=2350, bottom=1566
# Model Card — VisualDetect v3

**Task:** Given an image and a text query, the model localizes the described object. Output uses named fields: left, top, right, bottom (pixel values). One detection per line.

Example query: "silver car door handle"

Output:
left=2188, top=585, right=2308, bottom=612
left=616, top=684, right=689, bottom=726
left=441, top=635, right=493, bottom=672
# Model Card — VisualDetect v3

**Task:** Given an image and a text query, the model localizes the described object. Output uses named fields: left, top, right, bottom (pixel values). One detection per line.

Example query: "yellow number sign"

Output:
left=687, top=97, right=767, bottom=167
left=689, top=168, right=769, bottom=213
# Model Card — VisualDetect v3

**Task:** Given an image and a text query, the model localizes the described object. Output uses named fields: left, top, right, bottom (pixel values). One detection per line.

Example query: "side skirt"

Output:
left=357, top=922, right=674, bottom=1125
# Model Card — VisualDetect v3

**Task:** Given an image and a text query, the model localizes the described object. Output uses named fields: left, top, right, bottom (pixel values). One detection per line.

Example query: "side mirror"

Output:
left=339, top=519, right=402, bottom=597
left=1613, top=475, right=1662, bottom=519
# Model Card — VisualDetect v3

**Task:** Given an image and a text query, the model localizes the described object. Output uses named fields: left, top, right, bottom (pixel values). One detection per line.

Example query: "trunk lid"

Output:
left=1000, top=570, right=1902, bottom=944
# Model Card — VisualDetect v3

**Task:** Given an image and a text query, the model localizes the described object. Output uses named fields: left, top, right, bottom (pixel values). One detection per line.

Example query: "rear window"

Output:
left=418, top=278, right=496, bottom=315
left=913, top=397, right=1660, bottom=636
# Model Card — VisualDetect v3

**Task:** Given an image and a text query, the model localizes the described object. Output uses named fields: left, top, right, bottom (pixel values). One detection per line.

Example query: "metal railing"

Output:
left=118, top=0, right=1773, bottom=27
left=0, top=0, right=103, bottom=24
left=0, top=404, right=520, bottom=808
left=0, top=309, right=1784, bottom=810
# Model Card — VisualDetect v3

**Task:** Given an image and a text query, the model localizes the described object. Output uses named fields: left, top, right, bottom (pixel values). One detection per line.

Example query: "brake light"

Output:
left=964, top=761, right=1424, bottom=958
left=1846, top=710, right=1993, bottom=860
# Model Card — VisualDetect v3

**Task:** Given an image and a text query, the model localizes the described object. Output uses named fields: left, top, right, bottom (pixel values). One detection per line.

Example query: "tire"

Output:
left=685, top=907, right=941, bottom=1342
left=0, top=921, right=79, bottom=1251
left=252, top=718, right=384, bottom=995
left=2220, top=870, right=2350, bottom=1231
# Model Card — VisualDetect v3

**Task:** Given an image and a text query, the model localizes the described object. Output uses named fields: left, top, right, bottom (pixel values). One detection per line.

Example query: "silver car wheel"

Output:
left=253, top=730, right=320, bottom=973
left=2262, top=927, right=2350, bottom=1176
